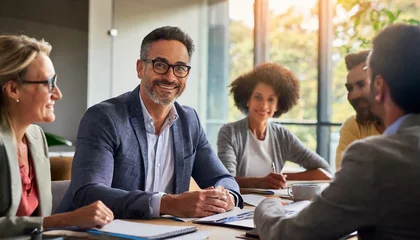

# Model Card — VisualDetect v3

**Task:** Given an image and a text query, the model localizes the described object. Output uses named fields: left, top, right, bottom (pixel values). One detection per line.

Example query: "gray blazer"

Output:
left=254, top=114, right=420, bottom=240
left=0, top=125, right=52, bottom=237
left=57, top=85, right=243, bottom=219
left=217, top=117, right=330, bottom=176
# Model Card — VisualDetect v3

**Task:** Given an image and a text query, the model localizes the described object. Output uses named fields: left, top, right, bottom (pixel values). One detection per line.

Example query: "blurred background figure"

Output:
left=335, top=50, right=384, bottom=170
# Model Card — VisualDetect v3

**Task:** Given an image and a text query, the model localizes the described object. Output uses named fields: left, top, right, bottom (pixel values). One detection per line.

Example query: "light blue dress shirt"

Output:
left=139, top=94, right=240, bottom=217
left=383, top=114, right=412, bottom=136
left=139, top=93, right=178, bottom=217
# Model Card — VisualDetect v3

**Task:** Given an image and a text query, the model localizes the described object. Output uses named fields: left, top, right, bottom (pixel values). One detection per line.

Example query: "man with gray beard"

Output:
left=335, top=50, right=384, bottom=170
left=57, top=26, right=243, bottom=219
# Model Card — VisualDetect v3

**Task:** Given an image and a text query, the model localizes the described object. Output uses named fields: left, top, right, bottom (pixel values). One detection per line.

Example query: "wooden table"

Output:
left=129, top=207, right=357, bottom=240
left=45, top=178, right=356, bottom=240
left=43, top=219, right=249, bottom=239
left=130, top=217, right=250, bottom=239
left=44, top=205, right=357, bottom=240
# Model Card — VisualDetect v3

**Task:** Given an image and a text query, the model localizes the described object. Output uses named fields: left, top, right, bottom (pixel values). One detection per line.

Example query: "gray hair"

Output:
left=140, top=26, right=195, bottom=61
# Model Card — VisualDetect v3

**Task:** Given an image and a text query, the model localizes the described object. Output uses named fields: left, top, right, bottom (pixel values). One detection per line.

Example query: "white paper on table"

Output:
left=224, top=218, right=255, bottom=228
left=194, top=207, right=253, bottom=222
left=242, top=194, right=267, bottom=207
left=194, top=207, right=255, bottom=229
left=242, top=181, right=331, bottom=197
left=162, top=207, right=251, bottom=223
left=194, top=202, right=311, bottom=230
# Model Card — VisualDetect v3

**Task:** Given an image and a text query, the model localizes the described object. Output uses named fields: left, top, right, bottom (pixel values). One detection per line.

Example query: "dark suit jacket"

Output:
left=58, top=85, right=242, bottom=219
left=254, top=114, right=420, bottom=240
left=0, top=125, right=52, bottom=237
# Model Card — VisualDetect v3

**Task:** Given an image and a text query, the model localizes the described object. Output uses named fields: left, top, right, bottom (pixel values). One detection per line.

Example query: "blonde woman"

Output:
left=0, top=34, right=114, bottom=237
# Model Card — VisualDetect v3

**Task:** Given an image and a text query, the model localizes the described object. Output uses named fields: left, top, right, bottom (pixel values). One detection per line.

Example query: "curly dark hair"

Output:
left=229, top=63, right=300, bottom=118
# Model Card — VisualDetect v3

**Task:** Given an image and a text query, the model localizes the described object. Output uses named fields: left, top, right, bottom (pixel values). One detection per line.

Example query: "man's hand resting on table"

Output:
left=160, top=186, right=235, bottom=217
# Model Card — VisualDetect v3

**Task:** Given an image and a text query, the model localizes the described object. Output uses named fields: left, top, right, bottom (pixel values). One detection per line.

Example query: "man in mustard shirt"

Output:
left=335, top=50, right=384, bottom=170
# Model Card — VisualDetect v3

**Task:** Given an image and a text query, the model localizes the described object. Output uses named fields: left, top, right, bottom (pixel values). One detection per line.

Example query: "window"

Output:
left=228, top=0, right=254, bottom=122
left=268, top=0, right=320, bottom=155
left=206, top=0, right=254, bottom=148
left=206, top=0, right=418, bottom=170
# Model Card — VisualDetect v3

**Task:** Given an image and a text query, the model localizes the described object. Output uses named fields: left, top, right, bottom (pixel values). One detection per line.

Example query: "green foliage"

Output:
left=335, top=0, right=420, bottom=53
left=228, top=20, right=254, bottom=122
left=44, top=132, right=72, bottom=147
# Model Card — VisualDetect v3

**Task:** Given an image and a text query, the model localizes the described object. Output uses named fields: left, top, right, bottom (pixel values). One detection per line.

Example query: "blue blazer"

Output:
left=58, top=85, right=242, bottom=219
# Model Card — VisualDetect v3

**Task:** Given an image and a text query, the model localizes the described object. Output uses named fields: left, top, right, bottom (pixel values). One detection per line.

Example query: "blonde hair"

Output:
left=0, top=34, right=52, bottom=131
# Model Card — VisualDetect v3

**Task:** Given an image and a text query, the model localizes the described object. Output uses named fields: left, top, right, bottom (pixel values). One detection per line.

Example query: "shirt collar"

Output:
left=139, top=91, right=178, bottom=134
left=383, top=114, right=413, bottom=136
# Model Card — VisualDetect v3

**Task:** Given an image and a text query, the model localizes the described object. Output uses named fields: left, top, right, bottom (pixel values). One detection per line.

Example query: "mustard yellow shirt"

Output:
left=335, top=116, right=381, bottom=170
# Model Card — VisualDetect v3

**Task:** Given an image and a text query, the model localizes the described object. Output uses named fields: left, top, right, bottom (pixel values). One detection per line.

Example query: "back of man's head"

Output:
left=140, top=26, right=195, bottom=61
left=345, top=50, right=370, bottom=71
left=370, top=24, right=420, bottom=114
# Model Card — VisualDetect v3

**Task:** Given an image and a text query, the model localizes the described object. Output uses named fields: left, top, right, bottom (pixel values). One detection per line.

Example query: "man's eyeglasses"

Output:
left=18, top=74, right=57, bottom=92
left=142, top=59, right=191, bottom=78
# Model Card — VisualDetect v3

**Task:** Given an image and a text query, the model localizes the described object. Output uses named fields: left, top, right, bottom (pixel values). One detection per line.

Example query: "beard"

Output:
left=143, top=78, right=184, bottom=106
left=350, top=97, right=379, bottom=123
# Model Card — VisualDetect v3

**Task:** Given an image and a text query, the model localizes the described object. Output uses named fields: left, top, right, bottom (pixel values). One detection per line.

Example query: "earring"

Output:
left=16, top=99, right=20, bottom=103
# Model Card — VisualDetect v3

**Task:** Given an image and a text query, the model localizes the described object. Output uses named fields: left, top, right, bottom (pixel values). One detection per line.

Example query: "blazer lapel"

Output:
left=172, top=120, right=184, bottom=194
left=2, top=131, right=21, bottom=215
left=25, top=127, right=52, bottom=216
left=128, top=85, right=148, bottom=189
left=130, top=117, right=148, bottom=186
left=239, top=118, right=250, bottom=175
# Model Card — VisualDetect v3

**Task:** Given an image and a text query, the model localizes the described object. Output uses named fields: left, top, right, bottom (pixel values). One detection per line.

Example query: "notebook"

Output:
left=88, top=220, right=197, bottom=239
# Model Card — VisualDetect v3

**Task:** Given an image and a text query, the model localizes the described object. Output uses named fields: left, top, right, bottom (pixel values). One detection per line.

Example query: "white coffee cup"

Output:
left=287, top=183, right=322, bottom=201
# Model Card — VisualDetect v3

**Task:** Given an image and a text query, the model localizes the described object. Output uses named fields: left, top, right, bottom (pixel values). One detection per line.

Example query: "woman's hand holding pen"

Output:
left=256, top=172, right=287, bottom=189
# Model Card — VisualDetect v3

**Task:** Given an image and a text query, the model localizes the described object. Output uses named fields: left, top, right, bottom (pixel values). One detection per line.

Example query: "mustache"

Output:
left=350, top=97, right=369, bottom=109
left=152, top=79, right=180, bottom=88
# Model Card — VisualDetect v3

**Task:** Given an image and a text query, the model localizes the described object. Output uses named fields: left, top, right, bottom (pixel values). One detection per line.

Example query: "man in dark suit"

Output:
left=254, top=24, right=420, bottom=239
left=58, top=26, right=243, bottom=219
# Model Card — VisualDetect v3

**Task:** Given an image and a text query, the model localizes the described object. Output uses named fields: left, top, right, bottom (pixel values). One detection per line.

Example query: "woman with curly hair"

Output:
left=217, top=63, right=330, bottom=189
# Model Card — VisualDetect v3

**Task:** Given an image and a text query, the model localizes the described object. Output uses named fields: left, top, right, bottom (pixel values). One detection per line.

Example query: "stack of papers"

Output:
left=242, top=194, right=293, bottom=207
left=194, top=201, right=311, bottom=229
left=194, top=208, right=255, bottom=229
